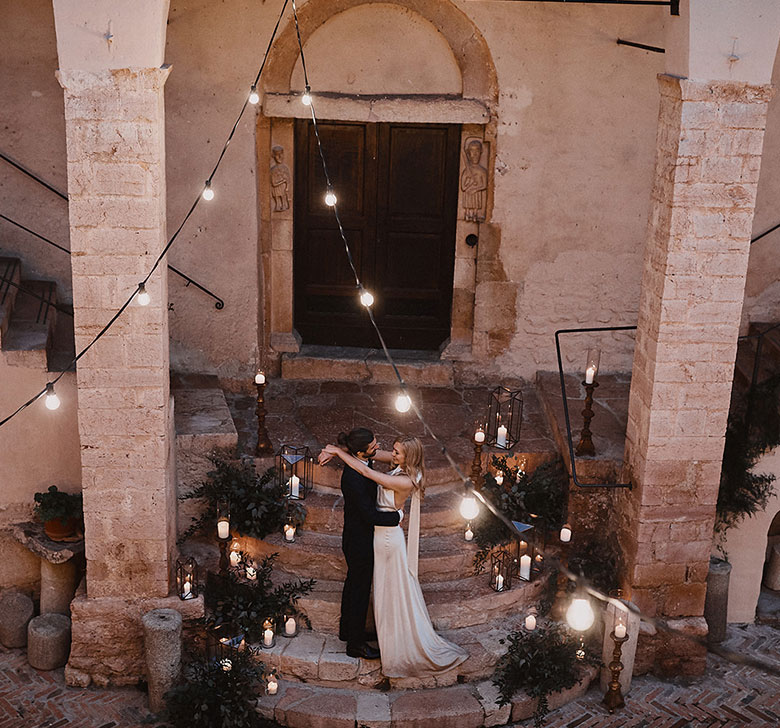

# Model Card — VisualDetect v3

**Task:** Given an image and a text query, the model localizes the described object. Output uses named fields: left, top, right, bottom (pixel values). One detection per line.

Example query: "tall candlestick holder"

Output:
left=575, top=381, right=599, bottom=456
left=602, top=630, right=629, bottom=713
left=255, top=373, right=274, bottom=457
left=218, top=537, right=230, bottom=576
left=470, top=437, right=484, bottom=487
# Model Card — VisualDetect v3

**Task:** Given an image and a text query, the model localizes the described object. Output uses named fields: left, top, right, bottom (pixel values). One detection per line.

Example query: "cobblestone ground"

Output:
left=0, top=624, right=778, bottom=728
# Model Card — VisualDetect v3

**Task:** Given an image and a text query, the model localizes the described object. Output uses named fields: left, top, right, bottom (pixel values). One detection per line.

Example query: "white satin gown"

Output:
left=373, top=470, right=468, bottom=677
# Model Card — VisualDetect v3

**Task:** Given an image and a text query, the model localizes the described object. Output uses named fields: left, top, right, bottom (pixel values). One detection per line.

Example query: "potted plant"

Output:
left=33, top=485, right=83, bottom=541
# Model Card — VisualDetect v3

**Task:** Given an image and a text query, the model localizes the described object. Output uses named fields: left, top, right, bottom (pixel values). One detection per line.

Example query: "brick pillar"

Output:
left=59, top=67, right=174, bottom=599
left=620, top=76, right=772, bottom=640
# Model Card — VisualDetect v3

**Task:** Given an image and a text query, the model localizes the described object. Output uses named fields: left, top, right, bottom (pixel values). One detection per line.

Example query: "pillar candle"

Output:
left=474, top=429, right=485, bottom=443
left=246, top=565, right=257, bottom=581
left=464, top=527, right=474, bottom=542
left=289, top=475, right=300, bottom=498
left=496, top=425, right=508, bottom=448
left=560, top=526, right=572, bottom=543
left=495, top=472, right=504, bottom=486
left=496, top=573, right=504, bottom=591
left=267, top=679, right=278, bottom=695
left=585, top=366, right=596, bottom=384
left=285, top=617, right=296, bottom=636
left=263, top=628, right=273, bottom=647
left=230, top=550, right=240, bottom=567
left=284, top=525, right=295, bottom=542
left=525, top=614, right=536, bottom=631
left=520, top=555, right=531, bottom=580
left=614, top=623, right=627, bottom=639
left=255, top=371, right=266, bottom=385
left=217, top=519, right=229, bottom=540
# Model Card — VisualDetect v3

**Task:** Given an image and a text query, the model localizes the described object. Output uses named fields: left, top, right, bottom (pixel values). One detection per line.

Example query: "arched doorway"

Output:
left=257, top=0, right=497, bottom=358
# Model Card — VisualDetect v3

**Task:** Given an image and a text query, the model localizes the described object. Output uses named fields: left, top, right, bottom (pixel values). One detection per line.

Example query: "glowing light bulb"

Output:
left=566, top=595, right=595, bottom=632
left=395, top=392, right=411, bottom=413
left=202, top=181, right=214, bottom=201
left=324, top=187, right=337, bottom=207
left=248, top=85, right=259, bottom=105
left=360, top=290, right=374, bottom=307
left=460, top=494, right=479, bottom=521
left=44, top=383, right=61, bottom=411
left=301, top=86, right=312, bottom=106
left=136, top=283, right=151, bottom=307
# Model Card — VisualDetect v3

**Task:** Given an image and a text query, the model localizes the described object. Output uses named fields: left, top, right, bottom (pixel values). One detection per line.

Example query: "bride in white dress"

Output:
left=323, top=436, right=468, bottom=677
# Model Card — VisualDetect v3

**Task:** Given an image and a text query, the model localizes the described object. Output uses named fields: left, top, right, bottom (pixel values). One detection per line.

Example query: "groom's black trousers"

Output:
left=339, top=464, right=400, bottom=646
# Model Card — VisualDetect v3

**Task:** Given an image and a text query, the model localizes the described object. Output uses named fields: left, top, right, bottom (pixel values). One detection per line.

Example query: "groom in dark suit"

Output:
left=332, top=427, right=400, bottom=660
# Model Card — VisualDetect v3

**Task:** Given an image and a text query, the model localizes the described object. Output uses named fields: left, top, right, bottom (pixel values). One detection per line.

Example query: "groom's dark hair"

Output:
left=338, top=427, right=374, bottom=456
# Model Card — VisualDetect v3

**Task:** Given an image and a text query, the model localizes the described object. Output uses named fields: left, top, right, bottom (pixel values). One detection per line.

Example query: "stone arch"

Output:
left=263, top=0, right=497, bottom=108
left=723, top=447, right=780, bottom=622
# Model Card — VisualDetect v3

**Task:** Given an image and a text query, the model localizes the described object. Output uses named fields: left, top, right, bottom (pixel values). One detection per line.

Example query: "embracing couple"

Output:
left=318, top=428, right=468, bottom=678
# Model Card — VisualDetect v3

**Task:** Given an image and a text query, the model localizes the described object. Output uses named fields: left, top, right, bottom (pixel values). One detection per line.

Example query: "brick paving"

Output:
left=1, top=624, right=778, bottom=727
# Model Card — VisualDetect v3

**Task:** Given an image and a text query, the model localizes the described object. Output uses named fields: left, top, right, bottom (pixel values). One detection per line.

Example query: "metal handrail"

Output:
left=554, top=325, right=636, bottom=489
left=0, top=152, right=225, bottom=310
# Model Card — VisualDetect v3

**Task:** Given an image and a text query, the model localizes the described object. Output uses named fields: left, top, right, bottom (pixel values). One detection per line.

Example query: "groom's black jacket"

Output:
left=339, top=463, right=400, bottom=645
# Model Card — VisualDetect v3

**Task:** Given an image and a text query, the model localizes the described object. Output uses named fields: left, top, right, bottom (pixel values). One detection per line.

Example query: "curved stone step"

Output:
left=296, top=489, right=465, bottom=537
left=242, top=530, right=480, bottom=583
left=256, top=665, right=598, bottom=727
left=288, top=571, right=549, bottom=633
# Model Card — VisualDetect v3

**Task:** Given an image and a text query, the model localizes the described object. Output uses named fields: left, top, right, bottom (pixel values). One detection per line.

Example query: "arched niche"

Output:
left=257, top=0, right=497, bottom=359
left=723, top=447, right=780, bottom=623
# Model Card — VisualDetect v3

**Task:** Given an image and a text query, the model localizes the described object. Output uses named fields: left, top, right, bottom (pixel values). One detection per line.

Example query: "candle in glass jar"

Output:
left=614, top=623, right=627, bottom=639
left=267, top=678, right=278, bottom=695
left=220, top=658, right=232, bottom=672
left=246, top=565, right=257, bottom=581
left=464, top=526, right=474, bottom=542
left=230, top=550, right=240, bottom=567
left=284, top=524, right=295, bottom=542
left=496, top=424, right=508, bottom=448
left=285, top=617, right=296, bottom=636
left=263, top=628, right=274, bottom=647
left=520, top=554, right=531, bottom=580
left=560, top=526, right=572, bottom=543
left=289, top=475, right=300, bottom=499
left=255, top=371, right=266, bottom=385
left=496, top=573, right=504, bottom=591
left=474, top=429, right=485, bottom=444
left=525, top=613, right=537, bottom=631
left=217, top=519, right=229, bottom=540
left=495, top=471, right=504, bottom=486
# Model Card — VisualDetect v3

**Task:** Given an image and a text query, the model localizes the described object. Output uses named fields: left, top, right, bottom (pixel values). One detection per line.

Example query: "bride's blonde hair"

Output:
left=396, top=435, right=425, bottom=498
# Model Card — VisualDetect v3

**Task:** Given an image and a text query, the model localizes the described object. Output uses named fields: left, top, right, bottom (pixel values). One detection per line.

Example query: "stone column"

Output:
left=618, top=76, right=772, bottom=672
left=59, top=66, right=175, bottom=599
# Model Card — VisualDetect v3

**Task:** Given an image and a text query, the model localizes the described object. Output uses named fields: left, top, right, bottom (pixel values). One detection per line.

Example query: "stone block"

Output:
left=285, top=691, right=357, bottom=728
left=474, top=679, right=511, bottom=727
left=28, top=613, right=72, bottom=670
left=391, top=685, right=483, bottom=728
left=664, top=582, right=707, bottom=618
left=40, top=560, right=79, bottom=615
left=0, top=590, right=35, bottom=648
left=279, top=632, right=325, bottom=681
left=318, top=636, right=360, bottom=682
left=356, top=691, right=391, bottom=728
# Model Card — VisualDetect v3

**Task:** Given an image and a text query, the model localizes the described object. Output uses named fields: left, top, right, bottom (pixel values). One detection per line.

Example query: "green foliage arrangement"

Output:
left=179, top=452, right=306, bottom=544
left=493, top=622, right=599, bottom=728
left=208, top=553, right=315, bottom=642
left=471, top=456, right=568, bottom=573
left=33, top=485, right=83, bottom=524
left=716, top=373, right=780, bottom=549
left=162, top=647, right=281, bottom=728
left=567, top=536, right=623, bottom=595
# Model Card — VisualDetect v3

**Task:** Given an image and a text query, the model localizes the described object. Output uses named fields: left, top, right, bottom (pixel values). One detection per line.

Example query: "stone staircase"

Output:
left=0, top=256, right=74, bottom=372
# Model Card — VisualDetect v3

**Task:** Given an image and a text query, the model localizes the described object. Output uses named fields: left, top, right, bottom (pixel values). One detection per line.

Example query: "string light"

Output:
left=566, top=592, right=596, bottom=632
left=459, top=494, right=480, bottom=520
left=301, top=85, right=312, bottom=106
left=359, top=289, right=374, bottom=307
left=248, top=85, right=260, bottom=105
left=324, top=186, right=337, bottom=207
left=44, top=383, right=61, bottom=411
left=395, top=392, right=412, bottom=413
left=136, top=283, right=151, bottom=307
left=202, top=180, right=215, bottom=201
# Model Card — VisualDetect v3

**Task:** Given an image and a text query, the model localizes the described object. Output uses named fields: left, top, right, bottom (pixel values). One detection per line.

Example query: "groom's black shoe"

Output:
left=346, top=642, right=381, bottom=660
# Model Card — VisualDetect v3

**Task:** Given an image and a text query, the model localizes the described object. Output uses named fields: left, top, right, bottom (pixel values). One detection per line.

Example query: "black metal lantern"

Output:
left=176, top=556, right=199, bottom=600
left=277, top=445, right=312, bottom=500
left=489, top=546, right=513, bottom=592
left=485, top=386, right=523, bottom=450
left=511, top=520, right=535, bottom=582
left=206, top=625, right=245, bottom=666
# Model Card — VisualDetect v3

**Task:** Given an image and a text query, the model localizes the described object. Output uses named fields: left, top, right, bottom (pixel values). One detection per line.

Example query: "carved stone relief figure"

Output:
left=270, top=144, right=291, bottom=212
left=461, top=138, right=488, bottom=222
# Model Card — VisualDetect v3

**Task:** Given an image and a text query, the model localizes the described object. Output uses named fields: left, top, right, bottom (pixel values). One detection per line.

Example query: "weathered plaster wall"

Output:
left=1, top=0, right=779, bottom=385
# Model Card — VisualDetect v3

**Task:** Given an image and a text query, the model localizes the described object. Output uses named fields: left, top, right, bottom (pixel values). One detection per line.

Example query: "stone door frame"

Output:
left=256, top=0, right=498, bottom=364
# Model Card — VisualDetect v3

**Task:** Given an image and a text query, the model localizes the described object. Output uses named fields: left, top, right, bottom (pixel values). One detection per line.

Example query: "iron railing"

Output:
left=0, top=151, right=224, bottom=309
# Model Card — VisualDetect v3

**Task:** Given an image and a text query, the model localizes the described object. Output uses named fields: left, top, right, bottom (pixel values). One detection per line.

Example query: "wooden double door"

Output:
left=293, top=120, right=461, bottom=350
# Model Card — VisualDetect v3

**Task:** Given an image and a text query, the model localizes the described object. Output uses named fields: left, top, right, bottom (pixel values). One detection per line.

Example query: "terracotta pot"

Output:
left=43, top=517, right=78, bottom=541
